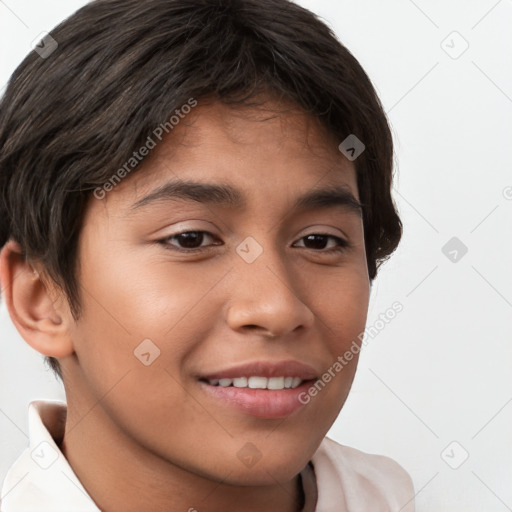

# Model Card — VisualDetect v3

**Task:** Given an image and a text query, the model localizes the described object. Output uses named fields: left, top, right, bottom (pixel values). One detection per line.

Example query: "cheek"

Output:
left=310, top=264, right=370, bottom=344
left=307, top=264, right=369, bottom=399
left=70, top=249, right=227, bottom=390
left=68, top=270, right=210, bottom=450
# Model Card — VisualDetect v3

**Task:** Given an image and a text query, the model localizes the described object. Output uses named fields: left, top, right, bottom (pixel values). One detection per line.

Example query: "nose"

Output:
left=225, top=244, right=315, bottom=338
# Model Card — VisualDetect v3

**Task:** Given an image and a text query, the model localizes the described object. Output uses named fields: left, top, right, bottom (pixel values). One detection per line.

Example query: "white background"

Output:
left=1, top=1, right=511, bottom=511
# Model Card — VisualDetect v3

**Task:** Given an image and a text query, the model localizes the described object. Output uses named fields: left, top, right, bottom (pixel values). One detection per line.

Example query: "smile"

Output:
left=197, top=359, right=319, bottom=418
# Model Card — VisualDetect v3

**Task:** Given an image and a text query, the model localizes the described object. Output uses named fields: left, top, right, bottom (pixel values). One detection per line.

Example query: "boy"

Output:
left=0, top=0, right=414, bottom=510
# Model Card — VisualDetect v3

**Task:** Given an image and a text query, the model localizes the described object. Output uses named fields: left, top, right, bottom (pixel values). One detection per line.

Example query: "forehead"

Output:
left=101, top=98, right=359, bottom=212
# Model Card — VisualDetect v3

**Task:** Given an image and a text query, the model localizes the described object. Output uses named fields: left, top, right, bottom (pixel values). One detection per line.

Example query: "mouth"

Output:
left=197, top=360, right=319, bottom=419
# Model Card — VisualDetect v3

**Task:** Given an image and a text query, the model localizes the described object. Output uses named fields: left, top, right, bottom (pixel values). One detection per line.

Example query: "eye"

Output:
left=158, top=231, right=350, bottom=254
left=293, top=234, right=351, bottom=254
left=159, top=230, right=221, bottom=251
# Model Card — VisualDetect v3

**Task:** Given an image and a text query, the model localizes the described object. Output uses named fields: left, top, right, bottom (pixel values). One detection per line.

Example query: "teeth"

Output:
left=292, top=377, right=302, bottom=388
left=267, top=376, right=285, bottom=390
left=233, top=377, right=248, bottom=387
left=248, top=376, right=268, bottom=389
left=206, top=376, right=304, bottom=390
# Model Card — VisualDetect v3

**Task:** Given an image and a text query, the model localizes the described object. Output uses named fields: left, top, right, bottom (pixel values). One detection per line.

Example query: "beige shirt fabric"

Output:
left=1, top=401, right=415, bottom=511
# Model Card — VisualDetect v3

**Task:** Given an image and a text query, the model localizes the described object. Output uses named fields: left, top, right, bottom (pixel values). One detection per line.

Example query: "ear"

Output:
left=0, top=240, right=75, bottom=358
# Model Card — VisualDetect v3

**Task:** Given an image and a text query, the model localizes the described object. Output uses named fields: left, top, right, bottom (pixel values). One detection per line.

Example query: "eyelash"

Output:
left=157, top=230, right=351, bottom=254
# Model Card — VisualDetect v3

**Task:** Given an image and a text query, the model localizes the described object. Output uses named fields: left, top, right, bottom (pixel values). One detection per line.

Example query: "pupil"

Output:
left=305, top=234, right=327, bottom=249
left=178, top=232, right=203, bottom=248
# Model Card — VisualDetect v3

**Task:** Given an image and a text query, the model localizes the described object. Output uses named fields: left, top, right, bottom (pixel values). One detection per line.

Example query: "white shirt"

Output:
left=1, top=400, right=415, bottom=511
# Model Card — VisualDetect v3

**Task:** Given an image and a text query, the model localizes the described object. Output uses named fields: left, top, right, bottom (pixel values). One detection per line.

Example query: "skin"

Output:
left=0, top=98, right=370, bottom=512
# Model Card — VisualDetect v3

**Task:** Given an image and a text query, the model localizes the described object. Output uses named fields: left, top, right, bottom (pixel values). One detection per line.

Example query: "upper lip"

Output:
left=199, top=360, right=319, bottom=381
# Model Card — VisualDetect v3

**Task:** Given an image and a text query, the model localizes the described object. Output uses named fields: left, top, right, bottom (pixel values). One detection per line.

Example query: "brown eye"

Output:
left=160, top=231, right=221, bottom=251
left=174, top=231, right=205, bottom=249
left=294, top=234, right=350, bottom=253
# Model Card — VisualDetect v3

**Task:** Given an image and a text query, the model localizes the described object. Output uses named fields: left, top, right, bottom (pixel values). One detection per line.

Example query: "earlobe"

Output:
left=0, top=240, right=75, bottom=358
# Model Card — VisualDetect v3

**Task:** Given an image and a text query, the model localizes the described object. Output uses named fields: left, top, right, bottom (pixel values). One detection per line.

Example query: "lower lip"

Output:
left=198, top=380, right=315, bottom=419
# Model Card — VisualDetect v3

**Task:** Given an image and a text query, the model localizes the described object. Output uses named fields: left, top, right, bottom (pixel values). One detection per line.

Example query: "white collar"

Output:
left=1, top=400, right=100, bottom=511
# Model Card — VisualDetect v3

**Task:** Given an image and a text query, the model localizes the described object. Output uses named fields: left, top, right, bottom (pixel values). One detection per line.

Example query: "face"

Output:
left=65, top=98, right=370, bottom=486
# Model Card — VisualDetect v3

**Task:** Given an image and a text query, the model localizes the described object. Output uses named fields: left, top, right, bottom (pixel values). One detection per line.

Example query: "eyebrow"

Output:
left=130, top=179, right=363, bottom=217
